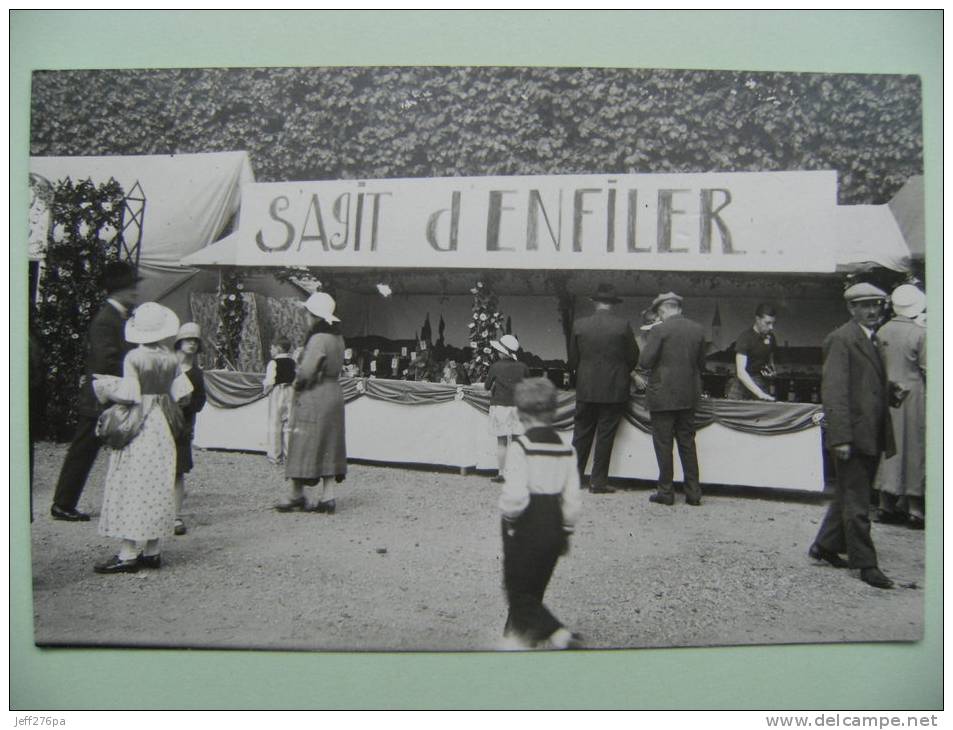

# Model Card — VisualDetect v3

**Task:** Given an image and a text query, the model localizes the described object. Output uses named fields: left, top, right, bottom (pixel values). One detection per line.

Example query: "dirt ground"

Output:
left=28, top=441, right=925, bottom=652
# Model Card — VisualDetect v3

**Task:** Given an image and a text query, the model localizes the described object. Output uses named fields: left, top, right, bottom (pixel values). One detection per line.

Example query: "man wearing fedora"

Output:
left=808, top=283, right=896, bottom=589
left=638, top=292, right=707, bottom=506
left=568, top=283, right=639, bottom=494
left=50, top=261, right=140, bottom=522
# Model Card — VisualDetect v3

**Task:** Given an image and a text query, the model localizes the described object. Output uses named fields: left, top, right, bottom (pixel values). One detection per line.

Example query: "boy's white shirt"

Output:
left=499, top=435, right=582, bottom=528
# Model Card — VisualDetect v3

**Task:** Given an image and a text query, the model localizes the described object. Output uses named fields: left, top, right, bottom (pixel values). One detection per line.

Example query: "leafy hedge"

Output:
left=30, top=67, right=921, bottom=204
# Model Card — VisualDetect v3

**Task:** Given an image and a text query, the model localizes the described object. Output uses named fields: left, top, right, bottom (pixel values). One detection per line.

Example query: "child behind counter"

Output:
left=498, top=377, right=583, bottom=651
left=262, top=337, right=296, bottom=465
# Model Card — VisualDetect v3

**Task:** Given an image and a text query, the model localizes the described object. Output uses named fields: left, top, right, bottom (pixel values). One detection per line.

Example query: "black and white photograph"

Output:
left=23, top=61, right=930, bottom=657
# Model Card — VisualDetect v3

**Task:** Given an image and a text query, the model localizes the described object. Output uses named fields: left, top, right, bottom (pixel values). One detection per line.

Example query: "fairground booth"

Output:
left=177, top=169, right=920, bottom=493
left=29, top=155, right=920, bottom=493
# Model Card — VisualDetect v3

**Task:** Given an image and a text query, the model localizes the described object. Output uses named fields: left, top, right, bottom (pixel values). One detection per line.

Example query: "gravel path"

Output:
left=30, top=442, right=925, bottom=651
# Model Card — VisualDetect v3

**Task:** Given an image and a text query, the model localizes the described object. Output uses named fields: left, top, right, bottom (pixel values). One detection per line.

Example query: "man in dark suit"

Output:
left=569, top=283, right=639, bottom=494
left=50, top=261, right=140, bottom=521
left=638, top=292, right=707, bottom=506
left=808, top=283, right=896, bottom=589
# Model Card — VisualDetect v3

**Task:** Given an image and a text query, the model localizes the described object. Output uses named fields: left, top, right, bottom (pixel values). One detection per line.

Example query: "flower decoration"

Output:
left=33, top=176, right=127, bottom=439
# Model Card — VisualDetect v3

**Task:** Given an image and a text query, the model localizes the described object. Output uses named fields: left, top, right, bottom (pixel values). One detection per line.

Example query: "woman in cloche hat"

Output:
left=94, top=303, right=193, bottom=574
left=276, top=292, right=348, bottom=514
left=172, top=322, right=207, bottom=537
left=484, top=334, right=530, bottom=483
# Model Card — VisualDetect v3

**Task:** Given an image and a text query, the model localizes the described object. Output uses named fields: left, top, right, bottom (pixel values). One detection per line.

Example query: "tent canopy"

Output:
left=30, top=150, right=255, bottom=301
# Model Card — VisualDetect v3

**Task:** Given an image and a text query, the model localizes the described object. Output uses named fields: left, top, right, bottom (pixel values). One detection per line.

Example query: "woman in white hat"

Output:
left=172, top=322, right=207, bottom=536
left=276, top=292, right=348, bottom=514
left=873, top=284, right=927, bottom=529
left=484, top=334, right=530, bottom=483
left=94, top=303, right=192, bottom=574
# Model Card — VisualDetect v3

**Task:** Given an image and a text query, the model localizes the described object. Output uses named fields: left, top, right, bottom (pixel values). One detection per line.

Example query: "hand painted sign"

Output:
left=233, top=170, right=839, bottom=272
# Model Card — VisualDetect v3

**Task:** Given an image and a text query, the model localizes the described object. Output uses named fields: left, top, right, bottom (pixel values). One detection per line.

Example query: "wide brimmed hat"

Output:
left=175, top=322, right=203, bottom=351
left=301, top=292, right=340, bottom=323
left=125, top=302, right=180, bottom=344
left=490, top=334, right=520, bottom=356
left=844, top=282, right=887, bottom=303
left=890, top=284, right=926, bottom=317
left=651, top=291, right=683, bottom=312
left=102, top=261, right=141, bottom=294
left=591, top=283, right=622, bottom=304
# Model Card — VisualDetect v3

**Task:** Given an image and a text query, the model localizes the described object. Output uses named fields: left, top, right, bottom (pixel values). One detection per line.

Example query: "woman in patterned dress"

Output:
left=94, top=303, right=190, bottom=574
left=276, top=292, right=347, bottom=515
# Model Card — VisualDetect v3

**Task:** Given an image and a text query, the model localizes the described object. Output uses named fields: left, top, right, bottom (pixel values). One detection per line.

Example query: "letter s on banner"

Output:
left=256, top=195, right=295, bottom=252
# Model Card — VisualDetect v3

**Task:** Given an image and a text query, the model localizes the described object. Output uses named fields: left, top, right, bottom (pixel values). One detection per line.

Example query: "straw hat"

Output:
left=125, top=302, right=180, bottom=344
left=301, top=292, right=340, bottom=323
left=490, top=334, right=520, bottom=356
left=175, top=322, right=203, bottom=351
left=889, top=284, right=926, bottom=318
left=843, top=282, right=887, bottom=303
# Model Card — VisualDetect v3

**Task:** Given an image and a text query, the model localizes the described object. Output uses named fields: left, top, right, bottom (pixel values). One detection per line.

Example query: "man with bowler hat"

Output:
left=50, top=260, right=140, bottom=521
left=638, top=292, right=707, bottom=506
left=808, top=282, right=896, bottom=589
left=568, top=282, right=638, bottom=494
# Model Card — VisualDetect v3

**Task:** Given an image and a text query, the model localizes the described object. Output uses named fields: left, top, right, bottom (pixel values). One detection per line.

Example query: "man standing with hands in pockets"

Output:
left=809, top=283, right=896, bottom=589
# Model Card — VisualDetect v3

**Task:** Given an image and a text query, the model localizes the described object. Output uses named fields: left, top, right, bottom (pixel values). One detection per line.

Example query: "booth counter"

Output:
left=194, top=371, right=826, bottom=492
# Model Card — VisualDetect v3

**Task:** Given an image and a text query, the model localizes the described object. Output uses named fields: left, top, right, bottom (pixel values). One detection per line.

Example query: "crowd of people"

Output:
left=41, top=263, right=926, bottom=651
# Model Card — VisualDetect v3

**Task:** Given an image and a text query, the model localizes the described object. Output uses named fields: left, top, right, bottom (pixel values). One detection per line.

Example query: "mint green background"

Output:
left=10, top=10, right=942, bottom=709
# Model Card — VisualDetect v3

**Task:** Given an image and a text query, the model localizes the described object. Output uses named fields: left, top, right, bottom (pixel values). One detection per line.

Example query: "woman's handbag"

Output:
left=95, top=402, right=148, bottom=449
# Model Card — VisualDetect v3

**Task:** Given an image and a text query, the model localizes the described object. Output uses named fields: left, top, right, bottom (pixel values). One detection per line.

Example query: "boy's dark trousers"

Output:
left=502, top=494, right=567, bottom=646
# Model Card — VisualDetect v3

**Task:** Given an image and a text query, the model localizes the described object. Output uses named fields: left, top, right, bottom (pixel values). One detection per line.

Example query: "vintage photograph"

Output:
left=26, top=65, right=925, bottom=652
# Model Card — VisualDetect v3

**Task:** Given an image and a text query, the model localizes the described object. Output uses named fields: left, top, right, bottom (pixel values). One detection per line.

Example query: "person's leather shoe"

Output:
left=873, top=509, right=906, bottom=525
left=649, top=492, right=674, bottom=505
left=809, top=543, right=848, bottom=568
left=94, top=555, right=140, bottom=574
left=310, top=499, right=336, bottom=515
left=51, top=505, right=90, bottom=522
left=686, top=497, right=702, bottom=506
left=590, top=485, right=616, bottom=494
left=907, top=515, right=925, bottom=530
left=860, top=567, right=894, bottom=589
left=275, top=496, right=307, bottom=512
left=138, top=554, right=162, bottom=569
left=173, top=518, right=187, bottom=536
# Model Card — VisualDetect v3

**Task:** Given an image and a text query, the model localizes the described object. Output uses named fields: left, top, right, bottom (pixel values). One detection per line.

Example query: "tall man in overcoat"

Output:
left=569, top=283, right=639, bottom=494
left=638, top=292, right=707, bottom=506
left=50, top=261, right=140, bottom=521
left=809, top=283, right=896, bottom=589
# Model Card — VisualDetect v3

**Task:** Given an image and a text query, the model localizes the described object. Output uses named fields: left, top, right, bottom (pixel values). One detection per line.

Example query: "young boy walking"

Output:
left=498, top=377, right=583, bottom=650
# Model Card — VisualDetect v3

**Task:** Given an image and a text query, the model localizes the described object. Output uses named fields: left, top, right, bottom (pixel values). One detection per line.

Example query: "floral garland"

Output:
left=213, top=268, right=246, bottom=369
left=33, top=177, right=127, bottom=439
left=466, top=278, right=505, bottom=382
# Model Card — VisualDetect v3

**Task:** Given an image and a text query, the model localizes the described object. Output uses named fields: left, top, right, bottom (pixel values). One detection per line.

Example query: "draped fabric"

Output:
left=203, top=371, right=822, bottom=436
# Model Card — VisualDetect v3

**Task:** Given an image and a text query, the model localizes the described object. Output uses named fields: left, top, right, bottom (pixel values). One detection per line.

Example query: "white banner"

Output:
left=235, top=170, right=839, bottom=272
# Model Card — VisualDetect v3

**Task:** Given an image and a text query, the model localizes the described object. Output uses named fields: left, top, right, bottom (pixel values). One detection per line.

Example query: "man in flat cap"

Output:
left=568, top=283, right=639, bottom=494
left=808, top=282, right=896, bottom=589
left=637, top=292, right=707, bottom=506
left=50, top=261, right=140, bottom=521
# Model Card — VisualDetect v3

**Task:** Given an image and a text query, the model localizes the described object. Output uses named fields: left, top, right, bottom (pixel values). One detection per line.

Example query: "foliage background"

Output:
left=33, top=178, right=126, bottom=439
left=30, top=67, right=922, bottom=205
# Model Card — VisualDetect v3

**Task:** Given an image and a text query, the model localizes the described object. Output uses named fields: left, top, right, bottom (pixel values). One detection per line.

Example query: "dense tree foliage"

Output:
left=30, top=67, right=921, bottom=204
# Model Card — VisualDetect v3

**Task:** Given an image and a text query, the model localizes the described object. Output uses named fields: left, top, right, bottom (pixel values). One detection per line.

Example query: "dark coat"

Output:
left=568, top=310, right=638, bottom=403
left=638, top=314, right=707, bottom=412
left=74, top=301, right=132, bottom=418
left=821, top=320, right=895, bottom=458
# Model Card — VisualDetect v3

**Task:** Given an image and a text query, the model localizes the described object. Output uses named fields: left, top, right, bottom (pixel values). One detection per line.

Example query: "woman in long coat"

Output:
left=94, top=303, right=190, bottom=573
left=874, top=284, right=927, bottom=528
left=276, top=292, right=347, bottom=514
